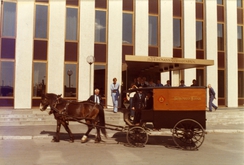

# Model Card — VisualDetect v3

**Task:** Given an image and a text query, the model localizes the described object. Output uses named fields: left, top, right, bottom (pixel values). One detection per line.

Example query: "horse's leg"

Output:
left=52, top=120, right=61, bottom=142
left=81, top=120, right=93, bottom=143
left=95, top=125, right=102, bottom=143
left=60, top=120, right=74, bottom=143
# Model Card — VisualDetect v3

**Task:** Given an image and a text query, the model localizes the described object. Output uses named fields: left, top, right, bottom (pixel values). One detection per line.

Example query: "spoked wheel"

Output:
left=126, top=126, right=148, bottom=147
left=172, top=119, right=205, bottom=150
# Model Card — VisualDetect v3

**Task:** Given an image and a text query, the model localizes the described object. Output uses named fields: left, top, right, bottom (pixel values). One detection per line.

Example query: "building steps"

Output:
left=0, top=109, right=125, bottom=126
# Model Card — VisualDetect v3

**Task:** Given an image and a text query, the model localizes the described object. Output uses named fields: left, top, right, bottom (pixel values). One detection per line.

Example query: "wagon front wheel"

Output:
left=126, top=126, right=148, bottom=147
left=172, top=119, right=205, bottom=150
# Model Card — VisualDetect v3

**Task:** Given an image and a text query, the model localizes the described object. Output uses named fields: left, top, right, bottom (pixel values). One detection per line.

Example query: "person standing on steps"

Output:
left=110, top=78, right=120, bottom=113
left=207, top=84, right=218, bottom=112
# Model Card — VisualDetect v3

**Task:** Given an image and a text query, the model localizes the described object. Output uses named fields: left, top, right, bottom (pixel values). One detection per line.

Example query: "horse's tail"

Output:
left=99, top=108, right=107, bottom=138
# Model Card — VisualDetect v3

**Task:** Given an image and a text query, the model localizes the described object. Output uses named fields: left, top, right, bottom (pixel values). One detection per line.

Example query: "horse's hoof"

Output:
left=81, top=135, right=87, bottom=143
left=69, top=140, right=74, bottom=143
left=51, top=139, right=59, bottom=142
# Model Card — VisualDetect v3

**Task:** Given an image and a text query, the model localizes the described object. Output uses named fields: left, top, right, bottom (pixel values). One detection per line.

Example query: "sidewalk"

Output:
left=0, top=107, right=243, bottom=140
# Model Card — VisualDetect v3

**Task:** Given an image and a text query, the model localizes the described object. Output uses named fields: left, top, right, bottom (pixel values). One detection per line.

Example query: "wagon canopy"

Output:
left=125, top=55, right=214, bottom=75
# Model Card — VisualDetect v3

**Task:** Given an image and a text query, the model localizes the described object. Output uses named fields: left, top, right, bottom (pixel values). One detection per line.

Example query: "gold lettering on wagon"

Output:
left=173, top=96, right=201, bottom=101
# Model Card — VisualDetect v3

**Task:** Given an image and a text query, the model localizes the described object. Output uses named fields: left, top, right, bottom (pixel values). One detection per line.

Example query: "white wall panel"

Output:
left=15, top=0, right=35, bottom=108
left=160, top=0, right=173, bottom=82
left=226, top=0, right=238, bottom=107
left=183, top=0, right=196, bottom=86
left=206, top=0, right=218, bottom=105
left=135, top=0, right=148, bottom=56
left=107, top=0, right=123, bottom=107
left=47, top=0, right=65, bottom=95
left=78, top=0, right=95, bottom=101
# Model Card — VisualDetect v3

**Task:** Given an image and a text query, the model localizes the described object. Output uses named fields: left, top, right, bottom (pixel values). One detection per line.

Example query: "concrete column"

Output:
left=135, top=0, right=148, bottom=56
left=226, top=0, right=238, bottom=107
left=47, top=0, right=66, bottom=95
left=160, top=0, right=173, bottom=82
left=205, top=0, right=218, bottom=105
left=107, top=0, right=123, bottom=107
left=15, top=0, right=35, bottom=108
left=183, top=0, right=196, bottom=86
left=78, top=0, right=95, bottom=101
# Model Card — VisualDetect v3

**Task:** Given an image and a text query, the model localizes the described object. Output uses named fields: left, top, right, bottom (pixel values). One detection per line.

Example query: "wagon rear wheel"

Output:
left=126, top=126, right=148, bottom=147
left=172, top=119, right=205, bottom=150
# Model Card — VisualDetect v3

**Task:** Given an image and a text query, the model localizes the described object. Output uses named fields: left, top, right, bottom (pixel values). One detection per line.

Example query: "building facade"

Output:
left=0, top=0, right=243, bottom=109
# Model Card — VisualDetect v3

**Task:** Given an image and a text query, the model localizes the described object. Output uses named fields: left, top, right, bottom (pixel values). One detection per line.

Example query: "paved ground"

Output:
left=0, top=107, right=243, bottom=140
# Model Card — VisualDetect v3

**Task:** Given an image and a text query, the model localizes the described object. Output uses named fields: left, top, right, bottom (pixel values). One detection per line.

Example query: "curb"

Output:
left=1, top=130, right=244, bottom=140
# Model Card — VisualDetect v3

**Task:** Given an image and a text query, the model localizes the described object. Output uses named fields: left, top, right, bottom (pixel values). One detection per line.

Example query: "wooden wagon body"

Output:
left=141, top=87, right=206, bottom=129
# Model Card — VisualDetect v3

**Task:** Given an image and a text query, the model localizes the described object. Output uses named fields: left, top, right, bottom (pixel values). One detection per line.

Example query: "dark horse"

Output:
left=39, top=93, right=107, bottom=143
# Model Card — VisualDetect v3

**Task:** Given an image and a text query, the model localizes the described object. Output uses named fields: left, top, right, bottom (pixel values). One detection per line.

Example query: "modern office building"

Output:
left=0, top=0, right=243, bottom=109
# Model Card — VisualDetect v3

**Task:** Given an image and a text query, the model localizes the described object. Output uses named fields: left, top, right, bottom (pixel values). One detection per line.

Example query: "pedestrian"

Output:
left=155, top=79, right=163, bottom=87
left=87, top=88, right=105, bottom=125
left=191, top=79, right=198, bottom=86
left=179, top=80, right=186, bottom=87
left=132, top=87, right=146, bottom=125
left=148, top=79, right=156, bottom=87
left=207, top=84, right=218, bottom=112
left=110, top=78, right=120, bottom=113
left=164, top=80, right=171, bottom=87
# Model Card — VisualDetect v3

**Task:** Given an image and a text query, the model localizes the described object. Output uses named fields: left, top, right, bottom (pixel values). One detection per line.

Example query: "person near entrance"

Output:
left=132, top=87, right=146, bottom=125
left=87, top=88, right=105, bottom=124
left=207, top=84, right=218, bottom=112
left=110, top=78, right=120, bottom=113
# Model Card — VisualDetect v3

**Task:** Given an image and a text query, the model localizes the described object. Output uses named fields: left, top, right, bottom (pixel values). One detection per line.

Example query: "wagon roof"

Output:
left=125, top=55, right=214, bottom=74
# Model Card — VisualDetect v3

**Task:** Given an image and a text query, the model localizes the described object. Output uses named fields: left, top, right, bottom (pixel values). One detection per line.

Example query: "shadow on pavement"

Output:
left=111, top=131, right=182, bottom=150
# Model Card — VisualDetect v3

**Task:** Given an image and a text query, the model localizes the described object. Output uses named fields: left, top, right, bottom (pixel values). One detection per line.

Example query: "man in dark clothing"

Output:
left=132, top=88, right=146, bottom=125
left=87, top=88, right=105, bottom=123
left=145, top=91, right=153, bottom=109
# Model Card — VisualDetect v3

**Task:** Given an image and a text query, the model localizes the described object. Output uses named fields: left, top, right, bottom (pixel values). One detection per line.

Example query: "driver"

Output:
left=131, top=87, right=146, bottom=125
left=87, top=88, right=104, bottom=124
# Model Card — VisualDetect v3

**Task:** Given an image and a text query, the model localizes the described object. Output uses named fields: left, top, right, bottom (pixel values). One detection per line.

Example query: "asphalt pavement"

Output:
left=0, top=107, right=243, bottom=140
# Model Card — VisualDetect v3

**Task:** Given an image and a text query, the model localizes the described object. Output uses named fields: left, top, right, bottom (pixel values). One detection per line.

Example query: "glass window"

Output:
left=2, top=2, right=16, bottom=37
left=149, top=16, right=158, bottom=46
left=238, top=26, right=243, bottom=52
left=173, top=19, right=181, bottom=48
left=196, top=69, right=204, bottom=86
left=33, top=63, right=46, bottom=97
left=66, top=8, right=78, bottom=41
left=238, top=71, right=244, bottom=97
left=217, top=0, right=223, bottom=5
left=237, top=0, right=242, bottom=7
left=94, top=65, right=106, bottom=97
left=35, top=5, right=48, bottom=39
left=218, top=70, right=225, bottom=97
left=123, top=13, right=133, bottom=44
left=196, top=0, right=203, bottom=2
left=217, top=24, right=224, bottom=51
left=64, top=64, right=77, bottom=97
left=95, top=10, right=106, bottom=43
left=196, top=21, right=203, bottom=49
left=0, top=61, right=14, bottom=96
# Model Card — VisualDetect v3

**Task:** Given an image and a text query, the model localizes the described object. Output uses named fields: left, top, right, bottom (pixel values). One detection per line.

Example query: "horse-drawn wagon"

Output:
left=40, top=56, right=214, bottom=150
left=123, top=86, right=207, bottom=150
